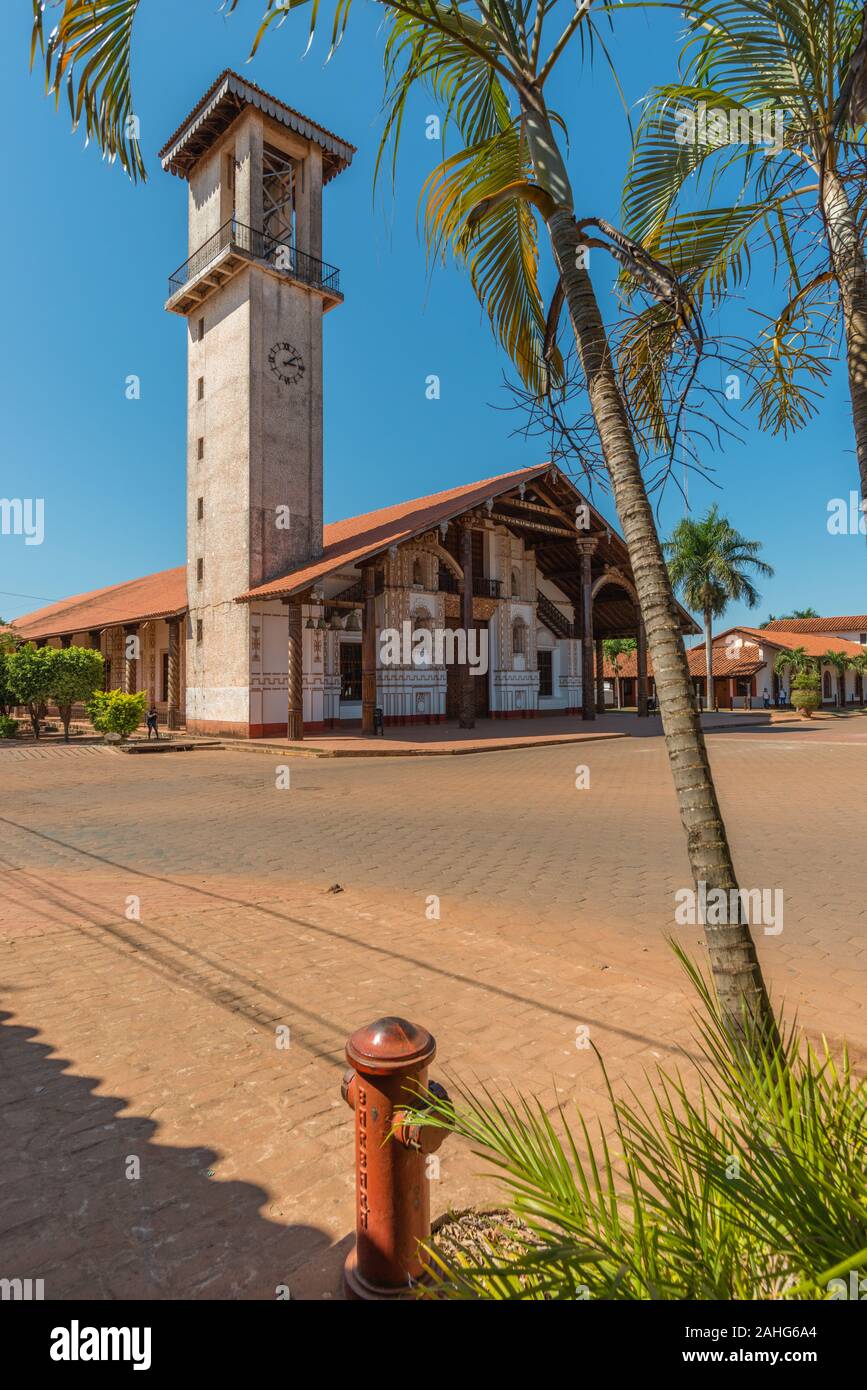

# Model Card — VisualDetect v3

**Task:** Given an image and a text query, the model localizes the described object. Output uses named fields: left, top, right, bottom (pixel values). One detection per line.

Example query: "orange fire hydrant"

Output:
left=341, top=1016, right=449, bottom=1299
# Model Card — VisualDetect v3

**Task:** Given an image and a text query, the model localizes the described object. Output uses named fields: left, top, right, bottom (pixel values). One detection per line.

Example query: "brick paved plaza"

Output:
left=1, top=718, right=865, bottom=1298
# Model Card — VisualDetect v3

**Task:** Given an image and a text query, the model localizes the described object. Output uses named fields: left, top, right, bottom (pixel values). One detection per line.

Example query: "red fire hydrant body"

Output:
left=342, top=1016, right=447, bottom=1300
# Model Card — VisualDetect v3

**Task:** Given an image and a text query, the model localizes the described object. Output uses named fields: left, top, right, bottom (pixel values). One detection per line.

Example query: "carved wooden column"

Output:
left=595, top=636, right=605, bottom=713
left=122, top=624, right=139, bottom=695
left=636, top=614, right=649, bottom=717
left=361, top=566, right=377, bottom=735
left=576, top=538, right=597, bottom=721
left=459, top=520, right=475, bottom=729
left=287, top=598, right=304, bottom=741
left=166, top=619, right=180, bottom=729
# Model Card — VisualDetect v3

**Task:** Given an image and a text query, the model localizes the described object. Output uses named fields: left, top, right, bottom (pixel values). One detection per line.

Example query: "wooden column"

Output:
left=576, top=539, right=597, bottom=721
left=287, top=599, right=304, bottom=741
left=166, top=619, right=180, bottom=729
left=361, top=566, right=377, bottom=735
left=459, top=521, right=475, bottom=729
left=595, top=636, right=605, bottom=713
left=636, top=615, right=649, bottom=717
left=122, top=624, right=139, bottom=694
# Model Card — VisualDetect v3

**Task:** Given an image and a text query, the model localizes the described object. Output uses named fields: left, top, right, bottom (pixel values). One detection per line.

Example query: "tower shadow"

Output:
left=0, top=1011, right=350, bottom=1300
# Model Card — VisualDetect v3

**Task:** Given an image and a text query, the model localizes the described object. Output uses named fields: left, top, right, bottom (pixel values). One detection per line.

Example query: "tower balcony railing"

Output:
left=166, top=218, right=341, bottom=310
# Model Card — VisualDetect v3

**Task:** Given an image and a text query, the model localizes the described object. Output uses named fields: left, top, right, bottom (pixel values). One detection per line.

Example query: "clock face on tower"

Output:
left=268, top=341, right=306, bottom=385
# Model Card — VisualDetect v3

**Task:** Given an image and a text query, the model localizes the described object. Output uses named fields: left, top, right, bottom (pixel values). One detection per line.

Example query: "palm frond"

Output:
left=31, top=0, right=145, bottom=180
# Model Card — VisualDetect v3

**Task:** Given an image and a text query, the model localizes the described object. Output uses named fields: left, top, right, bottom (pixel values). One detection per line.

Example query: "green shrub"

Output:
left=86, top=689, right=147, bottom=740
left=407, top=951, right=867, bottom=1301
left=0, top=715, right=18, bottom=739
left=792, top=676, right=821, bottom=714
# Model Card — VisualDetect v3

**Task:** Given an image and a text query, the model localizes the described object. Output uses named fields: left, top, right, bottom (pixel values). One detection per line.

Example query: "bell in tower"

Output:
left=159, top=70, right=354, bottom=737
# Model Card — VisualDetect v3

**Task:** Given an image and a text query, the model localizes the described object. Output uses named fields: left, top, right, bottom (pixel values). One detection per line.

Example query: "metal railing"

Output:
left=437, top=571, right=502, bottom=598
left=168, top=218, right=341, bottom=299
left=536, top=588, right=574, bottom=639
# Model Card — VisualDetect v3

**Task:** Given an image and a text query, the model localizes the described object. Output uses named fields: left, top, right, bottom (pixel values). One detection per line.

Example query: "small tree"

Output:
left=86, top=689, right=146, bottom=740
left=7, top=643, right=56, bottom=738
left=790, top=673, right=822, bottom=719
left=0, top=634, right=19, bottom=716
left=49, top=647, right=105, bottom=741
left=603, top=638, right=637, bottom=710
left=773, top=647, right=817, bottom=701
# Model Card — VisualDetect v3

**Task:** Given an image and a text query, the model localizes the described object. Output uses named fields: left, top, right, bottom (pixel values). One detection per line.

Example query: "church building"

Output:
left=12, top=71, right=699, bottom=738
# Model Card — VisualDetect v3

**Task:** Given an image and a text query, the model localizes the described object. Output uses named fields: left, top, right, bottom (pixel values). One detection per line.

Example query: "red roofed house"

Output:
left=12, top=73, right=699, bottom=738
left=600, top=621, right=867, bottom=709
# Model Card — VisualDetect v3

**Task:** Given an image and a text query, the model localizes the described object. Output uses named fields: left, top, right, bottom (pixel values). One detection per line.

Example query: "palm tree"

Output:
left=773, top=645, right=816, bottom=700
left=603, top=636, right=636, bottom=708
left=29, top=0, right=778, bottom=1042
left=850, top=650, right=867, bottom=704
left=824, top=648, right=852, bottom=707
left=621, top=1, right=867, bottom=513
left=665, top=506, right=773, bottom=712
left=759, top=608, right=819, bottom=628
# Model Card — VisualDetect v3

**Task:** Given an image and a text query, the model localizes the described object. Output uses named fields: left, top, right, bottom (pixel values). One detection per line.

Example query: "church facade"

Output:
left=12, top=72, right=699, bottom=738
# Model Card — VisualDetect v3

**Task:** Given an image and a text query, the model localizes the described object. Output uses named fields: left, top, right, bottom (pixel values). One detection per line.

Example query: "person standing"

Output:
left=146, top=706, right=159, bottom=741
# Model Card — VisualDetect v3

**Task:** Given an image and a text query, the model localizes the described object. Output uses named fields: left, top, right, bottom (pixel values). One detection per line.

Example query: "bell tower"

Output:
left=160, top=71, right=354, bottom=735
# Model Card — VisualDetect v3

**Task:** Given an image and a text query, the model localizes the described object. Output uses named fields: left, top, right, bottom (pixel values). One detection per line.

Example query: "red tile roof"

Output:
left=11, top=567, right=187, bottom=643
left=159, top=69, right=355, bottom=183
left=717, top=626, right=865, bottom=659
left=764, top=615, right=867, bottom=634
left=598, top=647, right=762, bottom=679
left=239, top=465, right=556, bottom=602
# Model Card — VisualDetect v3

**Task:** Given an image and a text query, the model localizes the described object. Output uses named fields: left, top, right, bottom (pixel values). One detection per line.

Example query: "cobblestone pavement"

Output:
left=1, top=720, right=864, bottom=1298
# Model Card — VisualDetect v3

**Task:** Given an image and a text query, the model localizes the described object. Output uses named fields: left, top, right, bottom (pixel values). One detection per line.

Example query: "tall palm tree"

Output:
left=823, top=648, right=852, bottom=706
left=30, top=0, right=778, bottom=1042
left=665, top=506, right=773, bottom=712
left=850, top=649, right=867, bottom=703
left=621, top=1, right=867, bottom=516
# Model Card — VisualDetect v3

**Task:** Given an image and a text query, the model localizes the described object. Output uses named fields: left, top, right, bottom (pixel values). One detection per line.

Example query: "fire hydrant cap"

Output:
left=346, top=1016, right=436, bottom=1073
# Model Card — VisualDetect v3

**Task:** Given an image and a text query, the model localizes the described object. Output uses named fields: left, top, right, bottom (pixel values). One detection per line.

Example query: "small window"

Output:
left=412, top=558, right=423, bottom=586
left=511, top=569, right=520, bottom=598
left=196, top=496, right=204, bottom=521
left=538, top=649, right=553, bottom=697
left=196, top=557, right=204, bottom=583
left=196, top=619, right=203, bottom=644
left=197, top=376, right=204, bottom=401
left=512, top=618, right=526, bottom=656
left=197, top=437, right=204, bottom=461
left=860, top=633, right=866, bottom=645
left=198, top=317, right=205, bottom=341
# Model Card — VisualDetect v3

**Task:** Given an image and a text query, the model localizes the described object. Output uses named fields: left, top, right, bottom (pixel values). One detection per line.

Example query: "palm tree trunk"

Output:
left=824, top=172, right=867, bottom=519
left=546, top=208, right=775, bottom=1043
left=704, top=607, right=715, bottom=713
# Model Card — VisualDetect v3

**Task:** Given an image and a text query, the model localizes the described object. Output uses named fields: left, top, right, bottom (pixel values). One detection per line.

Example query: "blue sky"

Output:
left=1, top=0, right=863, bottom=628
